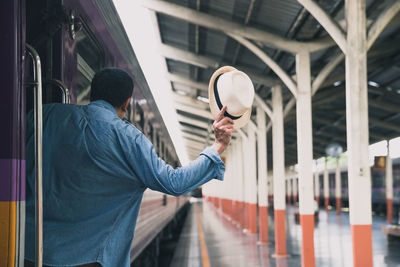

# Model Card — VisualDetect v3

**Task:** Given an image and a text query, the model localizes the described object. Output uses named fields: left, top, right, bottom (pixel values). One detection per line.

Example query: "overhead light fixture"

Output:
left=367, top=81, right=380, bottom=87
left=333, top=81, right=342, bottom=87
left=196, top=96, right=209, bottom=103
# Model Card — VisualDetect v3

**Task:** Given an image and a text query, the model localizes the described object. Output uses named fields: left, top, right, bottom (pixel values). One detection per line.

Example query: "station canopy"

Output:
left=138, top=0, right=400, bottom=166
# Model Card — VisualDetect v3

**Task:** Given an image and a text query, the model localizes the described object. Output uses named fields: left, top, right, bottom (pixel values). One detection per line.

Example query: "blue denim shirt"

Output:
left=25, top=100, right=225, bottom=267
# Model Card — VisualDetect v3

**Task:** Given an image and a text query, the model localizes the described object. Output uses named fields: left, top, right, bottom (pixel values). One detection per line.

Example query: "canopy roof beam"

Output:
left=230, top=34, right=298, bottom=99
left=297, top=0, right=347, bottom=53
left=177, top=114, right=209, bottom=129
left=139, top=0, right=335, bottom=53
left=175, top=102, right=213, bottom=120
left=167, top=73, right=208, bottom=92
left=274, top=0, right=400, bottom=133
left=160, top=44, right=278, bottom=87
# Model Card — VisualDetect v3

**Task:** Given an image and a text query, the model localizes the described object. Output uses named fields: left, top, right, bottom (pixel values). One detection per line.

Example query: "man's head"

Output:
left=90, top=67, right=134, bottom=118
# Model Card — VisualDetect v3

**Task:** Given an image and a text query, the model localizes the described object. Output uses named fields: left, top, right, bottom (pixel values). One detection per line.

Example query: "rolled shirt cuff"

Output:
left=200, top=146, right=225, bottom=181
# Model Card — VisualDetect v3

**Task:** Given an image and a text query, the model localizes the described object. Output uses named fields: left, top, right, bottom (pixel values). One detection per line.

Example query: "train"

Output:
left=1, top=0, right=189, bottom=266
left=286, top=158, right=400, bottom=219
left=319, top=157, right=400, bottom=217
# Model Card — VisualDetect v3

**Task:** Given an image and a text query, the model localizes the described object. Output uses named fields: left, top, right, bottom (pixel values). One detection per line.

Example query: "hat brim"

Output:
left=208, top=66, right=252, bottom=129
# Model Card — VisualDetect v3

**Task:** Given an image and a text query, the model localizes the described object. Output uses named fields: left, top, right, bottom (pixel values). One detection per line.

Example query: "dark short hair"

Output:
left=90, top=67, right=134, bottom=107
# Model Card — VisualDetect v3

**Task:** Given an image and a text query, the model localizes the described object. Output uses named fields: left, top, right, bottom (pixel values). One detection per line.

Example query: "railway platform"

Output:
left=171, top=200, right=400, bottom=267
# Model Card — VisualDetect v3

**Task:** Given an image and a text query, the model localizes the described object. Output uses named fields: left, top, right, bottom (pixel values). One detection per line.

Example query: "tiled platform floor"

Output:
left=170, top=200, right=400, bottom=267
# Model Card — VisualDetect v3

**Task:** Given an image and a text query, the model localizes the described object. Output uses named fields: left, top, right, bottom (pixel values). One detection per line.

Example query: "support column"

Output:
left=335, top=158, right=342, bottom=215
left=241, top=135, right=249, bottom=228
left=231, top=142, right=238, bottom=224
left=314, top=171, right=320, bottom=207
left=386, top=141, right=393, bottom=224
left=345, top=1, right=373, bottom=266
left=268, top=173, right=274, bottom=205
left=323, top=159, right=329, bottom=211
left=257, top=106, right=268, bottom=243
left=222, top=147, right=232, bottom=218
left=287, top=178, right=292, bottom=206
left=246, top=125, right=258, bottom=234
left=272, top=85, right=288, bottom=257
left=296, top=50, right=315, bottom=267
left=237, top=138, right=246, bottom=228
left=292, top=177, right=298, bottom=205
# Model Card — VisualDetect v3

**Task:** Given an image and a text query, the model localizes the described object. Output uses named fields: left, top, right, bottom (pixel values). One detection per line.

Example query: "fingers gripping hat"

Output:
left=208, top=66, right=255, bottom=128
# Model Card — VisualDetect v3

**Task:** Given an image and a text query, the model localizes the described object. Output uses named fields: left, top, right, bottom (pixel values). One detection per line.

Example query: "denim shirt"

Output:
left=25, top=100, right=225, bottom=267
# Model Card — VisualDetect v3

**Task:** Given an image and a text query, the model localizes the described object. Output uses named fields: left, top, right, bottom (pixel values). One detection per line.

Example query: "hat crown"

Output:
left=217, top=70, right=255, bottom=116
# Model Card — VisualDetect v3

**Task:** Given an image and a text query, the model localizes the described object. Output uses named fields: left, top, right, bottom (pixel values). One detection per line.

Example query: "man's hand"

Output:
left=211, top=106, right=234, bottom=155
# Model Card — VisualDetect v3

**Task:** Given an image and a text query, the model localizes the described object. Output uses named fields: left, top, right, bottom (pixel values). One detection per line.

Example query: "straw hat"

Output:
left=208, top=66, right=254, bottom=128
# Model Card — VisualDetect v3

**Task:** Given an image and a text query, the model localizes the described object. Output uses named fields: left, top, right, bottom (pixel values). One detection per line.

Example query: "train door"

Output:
left=0, top=1, right=26, bottom=266
left=0, top=0, right=85, bottom=265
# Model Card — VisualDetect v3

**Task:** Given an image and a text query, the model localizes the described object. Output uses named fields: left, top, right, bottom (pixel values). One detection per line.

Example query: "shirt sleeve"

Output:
left=125, top=130, right=225, bottom=196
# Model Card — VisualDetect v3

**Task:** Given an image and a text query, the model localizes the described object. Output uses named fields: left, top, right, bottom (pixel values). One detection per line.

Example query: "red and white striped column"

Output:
left=335, top=158, right=341, bottom=215
left=292, top=177, right=298, bottom=205
left=230, top=142, right=239, bottom=224
left=345, top=1, right=373, bottom=265
left=268, top=173, right=274, bottom=205
left=257, top=106, right=269, bottom=243
left=287, top=178, right=292, bottom=205
left=386, top=141, right=393, bottom=224
left=272, top=85, right=288, bottom=257
left=323, top=159, right=329, bottom=211
left=314, top=167, right=320, bottom=206
left=223, top=146, right=233, bottom=218
left=237, top=138, right=246, bottom=228
left=296, top=50, right=315, bottom=267
left=245, top=124, right=258, bottom=234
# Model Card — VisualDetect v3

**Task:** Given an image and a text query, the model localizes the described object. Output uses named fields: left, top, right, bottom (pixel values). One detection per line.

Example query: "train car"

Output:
left=0, top=0, right=189, bottom=266
left=317, top=158, right=400, bottom=217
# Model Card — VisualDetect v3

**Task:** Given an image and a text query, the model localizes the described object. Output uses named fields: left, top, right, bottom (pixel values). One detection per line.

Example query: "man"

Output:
left=25, top=68, right=233, bottom=267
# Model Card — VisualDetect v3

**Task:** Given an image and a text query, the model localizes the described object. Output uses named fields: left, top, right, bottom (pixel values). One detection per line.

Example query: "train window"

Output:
left=133, top=103, right=145, bottom=131
left=148, top=124, right=153, bottom=142
left=75, top=23, right=104, bottom=105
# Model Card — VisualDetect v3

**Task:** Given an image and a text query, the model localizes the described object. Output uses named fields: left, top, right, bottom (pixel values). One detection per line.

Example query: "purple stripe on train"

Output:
left=0, top=159, right=26, bottom=201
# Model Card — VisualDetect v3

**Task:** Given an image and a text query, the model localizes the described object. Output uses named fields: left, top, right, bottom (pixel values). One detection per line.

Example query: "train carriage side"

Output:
left=0, top=0, right=188, bottom=266
left=316, top=161, right=400, bottom=216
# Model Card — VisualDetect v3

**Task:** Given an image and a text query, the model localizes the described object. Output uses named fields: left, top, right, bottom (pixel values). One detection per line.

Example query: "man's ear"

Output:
left=121, top=98, right=131, bottom=112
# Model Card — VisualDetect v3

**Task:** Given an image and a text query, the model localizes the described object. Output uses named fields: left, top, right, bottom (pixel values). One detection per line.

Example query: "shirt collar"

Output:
left=89, top=100, right=118, bottom=116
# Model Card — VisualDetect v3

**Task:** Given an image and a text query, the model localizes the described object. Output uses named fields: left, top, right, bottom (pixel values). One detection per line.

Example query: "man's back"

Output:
left=25, top=100, right=148, bottom=266
left=25, top=100, right=225, bottom=267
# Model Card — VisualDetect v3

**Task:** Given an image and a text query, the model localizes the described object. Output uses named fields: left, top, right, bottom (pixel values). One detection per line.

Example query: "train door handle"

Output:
left=26, top=43, right=43, bottom=267
left=44, top=79, right=70, bottom=104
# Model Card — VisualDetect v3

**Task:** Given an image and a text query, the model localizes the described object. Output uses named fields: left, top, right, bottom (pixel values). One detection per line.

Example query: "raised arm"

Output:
left=127, top=106, right=233, bottom=196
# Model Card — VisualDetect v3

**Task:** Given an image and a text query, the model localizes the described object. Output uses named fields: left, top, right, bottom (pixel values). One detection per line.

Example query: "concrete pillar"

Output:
left=272, top=85, right=288, bottom=257
left=159, top=140, right=163, bottom=158
left=246, top=125, right=258, bottom=234
left=231, top=142, right=240, bottom=224
left=222, top=147, right=232, bottom=218
left=287, top=178, right=292, bottom=205
left=215, top=152, right=221, bottom=208
left=296, top=50, right=315, bottom=267
left=345, top=0, right=373, bottom=266
left=268, top=173, right=274, bottom=205
left=257, top=106, right=268, bottom=243
left=163, top=141, right=167, bottom=161
left=152, top=130, right=157, bottom=152
left=230, top=143, right=238, bottom=224
left=314, top=171, right=320, bottom=207
left=292, top=177, right=298, bottom=204
left=237, top=138, right=246, bottom=228
left=335, top=158, right=342, bottom=215
left=386, top=141, right=393, bottom=224
left=323, top=159, right=329, bottom=211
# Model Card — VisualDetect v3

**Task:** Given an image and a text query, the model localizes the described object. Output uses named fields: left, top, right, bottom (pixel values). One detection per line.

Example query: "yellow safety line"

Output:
left=195, top=204, right=211, bottom=267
